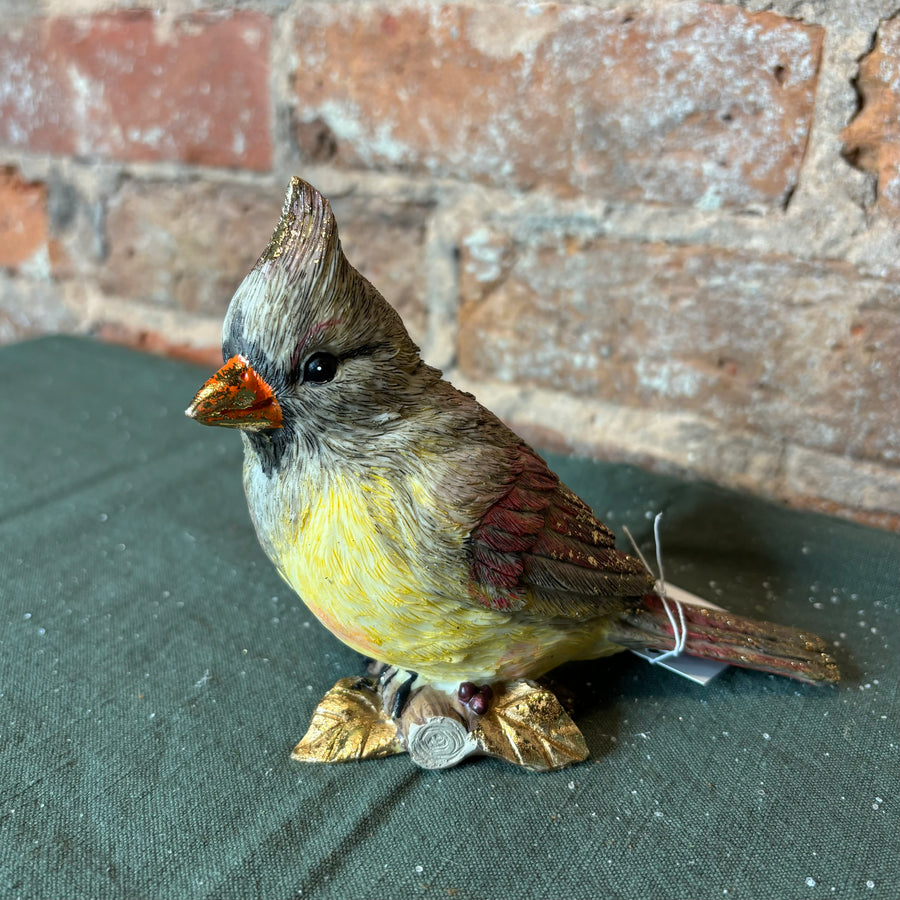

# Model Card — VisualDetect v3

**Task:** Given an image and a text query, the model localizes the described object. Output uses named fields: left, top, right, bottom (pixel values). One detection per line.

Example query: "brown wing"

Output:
left=465, top=443, right=655, bottom=619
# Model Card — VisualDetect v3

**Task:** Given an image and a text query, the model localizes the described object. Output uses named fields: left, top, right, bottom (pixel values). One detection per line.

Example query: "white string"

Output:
left=622, top=512, right=687, bottom=663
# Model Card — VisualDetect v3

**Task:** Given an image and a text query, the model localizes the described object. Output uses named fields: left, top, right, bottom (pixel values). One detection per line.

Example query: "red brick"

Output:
left=0, top=167, right=48, bottom=269
left=458, top=234, right=900, bottom=465
left=841, top=16, right=900, bottom=216
left=0, top=12, right=271, bottom=170
left=101, top=180, right=431, bottom=342
left=294, top=3, right=822, bottom=208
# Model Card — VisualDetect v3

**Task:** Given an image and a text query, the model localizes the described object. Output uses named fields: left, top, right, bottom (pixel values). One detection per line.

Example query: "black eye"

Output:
left=302, top=352, right=338, bottom=384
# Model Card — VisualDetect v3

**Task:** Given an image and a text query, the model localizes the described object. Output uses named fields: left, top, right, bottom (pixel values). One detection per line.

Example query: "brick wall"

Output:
left=1, top=0, right=898, bottom=528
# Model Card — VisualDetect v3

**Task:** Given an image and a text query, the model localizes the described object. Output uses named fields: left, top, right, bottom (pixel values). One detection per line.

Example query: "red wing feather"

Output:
left=466, top=444, right=655, bottom=618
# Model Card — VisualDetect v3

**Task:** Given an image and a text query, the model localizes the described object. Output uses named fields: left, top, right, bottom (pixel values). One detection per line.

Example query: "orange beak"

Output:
left=185, top=355, right=283, bottom=431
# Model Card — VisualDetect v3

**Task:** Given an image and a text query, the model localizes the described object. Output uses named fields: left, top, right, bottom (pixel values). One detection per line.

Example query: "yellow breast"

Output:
left=251, top=459, right=614, bottom=686
left=269, top=467, right=475, bottom=665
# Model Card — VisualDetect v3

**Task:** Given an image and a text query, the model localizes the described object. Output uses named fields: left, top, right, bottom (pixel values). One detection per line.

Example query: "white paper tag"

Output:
left=630, top=582, right=730, bottom=685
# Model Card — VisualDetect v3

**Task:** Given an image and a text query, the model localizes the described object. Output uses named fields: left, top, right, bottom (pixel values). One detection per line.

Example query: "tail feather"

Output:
left=608, top=594, right=840, bottom=685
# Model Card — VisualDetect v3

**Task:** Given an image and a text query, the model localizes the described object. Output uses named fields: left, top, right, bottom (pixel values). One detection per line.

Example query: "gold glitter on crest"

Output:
left=255, top=177, right=332, bottom=272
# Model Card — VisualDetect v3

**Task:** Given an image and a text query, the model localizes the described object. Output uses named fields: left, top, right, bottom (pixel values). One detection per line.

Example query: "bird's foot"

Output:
left=458, top=681, right=494, bottom=715
left=369, top=663, right=418, bottom=719
left=292, top=674, right=589, bottom=771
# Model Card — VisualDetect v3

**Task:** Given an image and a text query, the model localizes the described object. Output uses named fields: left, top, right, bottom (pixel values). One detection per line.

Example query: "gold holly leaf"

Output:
left=291, top=677, right=403, bottom=763
left=471, top=680, right=589, bottom=771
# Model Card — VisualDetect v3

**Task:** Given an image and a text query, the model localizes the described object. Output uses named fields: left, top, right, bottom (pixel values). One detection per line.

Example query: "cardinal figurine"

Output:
left=186, top=178, right=838, bottom=771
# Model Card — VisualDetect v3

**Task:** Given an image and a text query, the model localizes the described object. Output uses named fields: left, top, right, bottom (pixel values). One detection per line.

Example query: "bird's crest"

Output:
left=253, top=176, right=341, bottom=287
left=221, top=177, right=425, bottom=401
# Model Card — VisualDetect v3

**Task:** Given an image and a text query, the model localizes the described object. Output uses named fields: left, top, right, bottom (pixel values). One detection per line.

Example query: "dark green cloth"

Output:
left=1, top=336, right=897, bottom=900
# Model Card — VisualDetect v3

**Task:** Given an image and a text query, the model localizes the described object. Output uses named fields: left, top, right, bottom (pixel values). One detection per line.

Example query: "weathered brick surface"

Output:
left=458, top=235, right=900, bottom=466
left=330, top=194, right=432, bottom=346
left=102, top=180, right=431, bottom=343
left=0, top=0, right=896, bottom=526
left=0, top=11, right=271, bottom=169
left=295, top=2, right=822, bottom=208
left=841, top=16, right=900, bottom=216
left=0, top=276, right=74, bottom=342
left=785, top=445, right=900, bottom=531
left=0, top=168, right=48, bottom=269
left=103, top=180, right=285, bottom=317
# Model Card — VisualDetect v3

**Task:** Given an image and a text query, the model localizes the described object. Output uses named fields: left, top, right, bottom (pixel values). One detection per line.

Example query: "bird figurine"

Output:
left=186, top=178, right=839, bottom=771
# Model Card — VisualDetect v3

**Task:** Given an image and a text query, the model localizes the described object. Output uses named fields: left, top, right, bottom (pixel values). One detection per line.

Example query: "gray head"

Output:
left=186, top=177, right=439, bottom=470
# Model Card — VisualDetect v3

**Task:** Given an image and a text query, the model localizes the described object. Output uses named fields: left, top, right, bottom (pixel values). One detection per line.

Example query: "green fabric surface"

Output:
left=1, top=336, right=897, bottom=900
